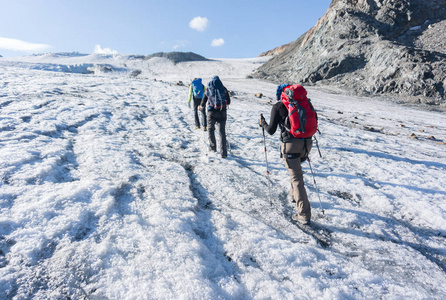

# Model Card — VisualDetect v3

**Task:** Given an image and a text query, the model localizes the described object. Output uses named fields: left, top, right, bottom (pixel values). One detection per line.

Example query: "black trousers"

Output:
left=207, top=109, right=227, bottom=157
left=193, top=97, right=207, bottom=127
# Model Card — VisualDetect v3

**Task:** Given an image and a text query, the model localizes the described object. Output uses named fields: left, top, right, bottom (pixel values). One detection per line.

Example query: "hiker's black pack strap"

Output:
left=283, top=153, right=300, bottom=159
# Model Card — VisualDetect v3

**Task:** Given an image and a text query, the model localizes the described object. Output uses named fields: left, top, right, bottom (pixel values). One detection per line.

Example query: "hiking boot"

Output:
left=195, top=126, right=200, bottom=130
left=292, top=214, right=310, bottom=225
left=203, top=126, right=207, bottom=131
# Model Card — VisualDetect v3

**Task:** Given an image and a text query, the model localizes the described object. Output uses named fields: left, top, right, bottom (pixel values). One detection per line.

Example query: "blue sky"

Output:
left=0, top=0, right=331, bottom=58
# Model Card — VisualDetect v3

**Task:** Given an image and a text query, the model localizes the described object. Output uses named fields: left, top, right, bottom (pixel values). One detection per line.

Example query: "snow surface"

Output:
left=0, top=53, right=446, bottom=299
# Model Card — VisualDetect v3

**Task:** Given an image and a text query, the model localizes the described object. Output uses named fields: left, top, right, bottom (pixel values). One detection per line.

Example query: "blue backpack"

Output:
left=192, top=78, right=205, bottom=99
left=206, top=76, right=227, bottom=110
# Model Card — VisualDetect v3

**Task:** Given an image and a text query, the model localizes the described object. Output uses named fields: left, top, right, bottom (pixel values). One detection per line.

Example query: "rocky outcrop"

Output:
left=142, top=52, right=208, bottom=64
left=414, top=19, right=446, bottom=54
left=259, top=41, right=294, bottom=57
left=253, top=0, right=446, bottom=104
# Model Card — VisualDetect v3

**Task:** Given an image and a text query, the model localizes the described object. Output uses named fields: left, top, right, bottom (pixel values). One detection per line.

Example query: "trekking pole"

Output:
left=226, top=116, right=232, bottom=154
left=260, top=114, right=272, bottom=206
left=306, top=157, right=325, bottom=215
left=261, top=127, right=270, bottom=176
left=200, top=113, right=209, bottom=156
left=313, top=136, right=322, bottom=158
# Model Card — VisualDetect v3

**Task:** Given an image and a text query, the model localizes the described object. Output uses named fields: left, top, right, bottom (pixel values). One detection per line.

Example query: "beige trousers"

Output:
left=281, top=139, right=312, bottom=221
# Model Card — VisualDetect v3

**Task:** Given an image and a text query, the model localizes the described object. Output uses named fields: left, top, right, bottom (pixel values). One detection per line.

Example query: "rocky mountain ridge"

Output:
left=259, top=41, right=294, bottom=57
left=139, top=52, right=208, bottom=64
left=254, top=0, right=446, bottom=106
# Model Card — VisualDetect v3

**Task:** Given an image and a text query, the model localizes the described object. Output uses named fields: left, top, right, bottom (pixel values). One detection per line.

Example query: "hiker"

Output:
left=259, top=84, right=318, bottom=225
left=188, top=78, right=207, bottom=131
left=198, top=76, right=231, bottom=158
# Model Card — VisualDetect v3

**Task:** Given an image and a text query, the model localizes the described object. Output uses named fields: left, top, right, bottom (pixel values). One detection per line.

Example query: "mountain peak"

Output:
left=254, top=0, right=446, bottom=104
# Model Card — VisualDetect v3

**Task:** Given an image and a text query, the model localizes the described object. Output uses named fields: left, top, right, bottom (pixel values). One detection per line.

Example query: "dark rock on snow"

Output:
left=254, top=0, right=446, bottom=105
left=145, top=52, right=208, bottom=64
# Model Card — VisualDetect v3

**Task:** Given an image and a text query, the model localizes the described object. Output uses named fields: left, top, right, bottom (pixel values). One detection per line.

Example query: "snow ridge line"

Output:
left=178, top=158, right=320, bottom=290
left=183, top=154, right=327, bottom=248
left=158, top=118, right=334, bottom=250
left=167, top=157, right=251, bottom=295
left=150, top=148, right=333, bottom=290
left=216, top=143, right=334, bottom=248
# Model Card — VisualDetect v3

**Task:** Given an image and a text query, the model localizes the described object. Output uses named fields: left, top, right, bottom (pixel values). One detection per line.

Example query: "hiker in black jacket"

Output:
left=199, top=76, right=231, bottom=158
left=259, top=84, right=313, bottom=225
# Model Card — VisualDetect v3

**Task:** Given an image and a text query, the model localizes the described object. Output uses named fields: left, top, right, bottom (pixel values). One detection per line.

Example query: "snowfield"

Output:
left=0, top=53, right=445, bottom=299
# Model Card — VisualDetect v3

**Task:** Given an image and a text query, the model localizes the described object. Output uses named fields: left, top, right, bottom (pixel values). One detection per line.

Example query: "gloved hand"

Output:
left=259, top=114, right=266, bottom=127
left=198, top=105, right=204, bottom=111
left=188, top=102, right=191, bottom=108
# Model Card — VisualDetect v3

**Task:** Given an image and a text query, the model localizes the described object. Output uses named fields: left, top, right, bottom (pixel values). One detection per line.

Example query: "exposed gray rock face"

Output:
left=253, top=0, right=446, bottom=104
left=414, top=19, right=446, bottom=54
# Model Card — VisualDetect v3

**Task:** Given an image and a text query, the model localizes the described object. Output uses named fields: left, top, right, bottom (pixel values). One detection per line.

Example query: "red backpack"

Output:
left=281, top=85, right=318, bottom=138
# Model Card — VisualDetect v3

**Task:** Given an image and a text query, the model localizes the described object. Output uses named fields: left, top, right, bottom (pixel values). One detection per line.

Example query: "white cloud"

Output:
left=0, top=37, right=51, bottom=52
left=211, top=38, right=225, bottom=47
left=189, top=17, right=208, bottom=32
left=93, top=45, right=118, bottom=55
left=172, top=40, right=188, bottom=50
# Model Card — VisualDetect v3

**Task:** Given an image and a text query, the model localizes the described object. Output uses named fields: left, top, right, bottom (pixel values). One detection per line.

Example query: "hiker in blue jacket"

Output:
left=188, top=78, right=207, bottom=130
left=198, top=76, right=231, bottom=158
